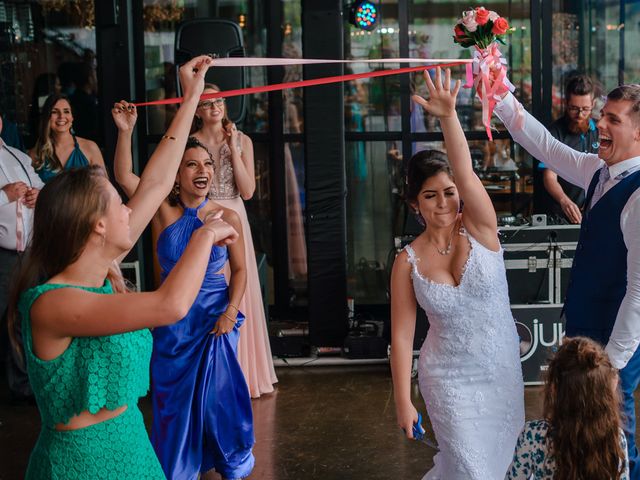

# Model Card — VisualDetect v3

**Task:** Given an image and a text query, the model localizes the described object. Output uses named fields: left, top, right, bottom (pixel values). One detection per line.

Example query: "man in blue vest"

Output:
left=495, top=84, right=640, bottom=478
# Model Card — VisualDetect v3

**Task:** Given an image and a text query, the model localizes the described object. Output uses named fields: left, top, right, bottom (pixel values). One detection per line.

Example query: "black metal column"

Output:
left=95, top=0, right=136, bottom=175
left=399, top=0, right=412, bottom=169
left=302, top=0, right=348, bottom=346
left=265, top=0, right=289, bottom=314
left=96, top=0, right=149, bottom=289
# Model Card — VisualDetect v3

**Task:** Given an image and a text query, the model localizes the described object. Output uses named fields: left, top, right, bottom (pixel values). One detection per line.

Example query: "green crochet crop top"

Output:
left=19, top=281, right=152, bottom=427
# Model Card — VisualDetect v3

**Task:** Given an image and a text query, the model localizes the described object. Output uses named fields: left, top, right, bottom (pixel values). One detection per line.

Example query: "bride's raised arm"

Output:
left=413, top=67, right=499, bottom=251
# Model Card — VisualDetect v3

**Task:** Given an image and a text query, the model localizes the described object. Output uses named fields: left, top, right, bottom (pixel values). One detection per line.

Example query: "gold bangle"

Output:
left=162, top=135, right=177, bottom=141
left=227, top=304, right=239, bottom=313
left=222, top=312, right=237, bottom=323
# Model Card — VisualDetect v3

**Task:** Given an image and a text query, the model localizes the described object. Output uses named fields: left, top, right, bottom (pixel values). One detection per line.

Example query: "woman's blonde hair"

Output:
left=8, top=166, right=128, bottom=356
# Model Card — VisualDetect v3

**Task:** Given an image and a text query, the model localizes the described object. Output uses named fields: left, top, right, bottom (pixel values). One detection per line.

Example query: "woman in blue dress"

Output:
left=29, top=94, right=105, bottom=183
left=113, top=104, right=254, bottom=480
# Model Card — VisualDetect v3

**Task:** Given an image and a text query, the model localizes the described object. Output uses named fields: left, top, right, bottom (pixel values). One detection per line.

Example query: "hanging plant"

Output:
left=41, top=0, right=95, bottom=29
left=143, top=1, right=185, bottom=32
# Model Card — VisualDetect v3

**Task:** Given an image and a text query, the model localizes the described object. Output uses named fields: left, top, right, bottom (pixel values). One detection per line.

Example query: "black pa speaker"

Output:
left=175, top=19, right=246, bottom=123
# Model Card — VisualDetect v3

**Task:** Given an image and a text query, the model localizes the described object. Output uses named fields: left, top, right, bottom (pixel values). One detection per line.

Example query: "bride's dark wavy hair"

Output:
left=405, top=150, right=457, bottom=228
left=405, top=150, right=452, bottom=203
left=544, top=337, right=625, bottom=480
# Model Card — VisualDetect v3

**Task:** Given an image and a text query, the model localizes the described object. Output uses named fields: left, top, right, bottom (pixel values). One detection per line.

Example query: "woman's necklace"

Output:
left=431, top=220, right=458, bottom=256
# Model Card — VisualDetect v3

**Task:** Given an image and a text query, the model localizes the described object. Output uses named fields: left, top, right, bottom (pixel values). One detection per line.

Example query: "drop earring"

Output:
left=414, top=208, right=425, bottom=227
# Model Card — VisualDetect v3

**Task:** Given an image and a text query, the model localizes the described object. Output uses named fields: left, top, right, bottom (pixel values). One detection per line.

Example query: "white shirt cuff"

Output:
left=605, top=340, right=639, bottom=370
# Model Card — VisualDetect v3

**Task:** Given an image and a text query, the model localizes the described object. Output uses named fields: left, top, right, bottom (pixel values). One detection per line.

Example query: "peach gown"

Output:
left=208, top=135, right=278, bottom=398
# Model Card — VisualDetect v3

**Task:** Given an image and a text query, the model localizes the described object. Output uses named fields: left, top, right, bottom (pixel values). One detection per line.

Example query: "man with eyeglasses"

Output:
left=0, top=112, right=43, bottom=402
left=538, top=74, right=599, bottom=223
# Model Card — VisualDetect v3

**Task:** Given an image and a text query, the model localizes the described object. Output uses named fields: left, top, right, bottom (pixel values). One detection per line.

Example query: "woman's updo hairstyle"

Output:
left=405, top=150, right=453, bottom=203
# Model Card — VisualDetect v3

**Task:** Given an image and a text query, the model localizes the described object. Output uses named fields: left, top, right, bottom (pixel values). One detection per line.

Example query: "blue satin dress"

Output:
left=37, top=135, right=90, bottom=183
left=151, top=198, right=255, bottom=480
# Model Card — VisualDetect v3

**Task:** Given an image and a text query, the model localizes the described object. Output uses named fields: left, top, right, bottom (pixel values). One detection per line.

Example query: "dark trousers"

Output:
left=0, top=247, right=31, bottom=398
left=566, top=324, right=640, bottom=480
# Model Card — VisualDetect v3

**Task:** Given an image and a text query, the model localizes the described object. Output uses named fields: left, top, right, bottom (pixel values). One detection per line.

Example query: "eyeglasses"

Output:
left=197, top=98, right=225, bottom=109
left=566, top=106, right=592, bottom=114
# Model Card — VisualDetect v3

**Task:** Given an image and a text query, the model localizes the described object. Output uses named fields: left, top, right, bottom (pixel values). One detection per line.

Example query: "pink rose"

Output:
left=488, top=10, right=499, bottom=22
left=492, top=17, right=509, bottom=35
left=461, top=10, right=477, bottom=32
left=475, top=7, right=490, bottom=26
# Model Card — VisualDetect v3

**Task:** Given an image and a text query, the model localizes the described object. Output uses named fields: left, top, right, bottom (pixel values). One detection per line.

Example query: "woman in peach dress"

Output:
left=191, top=84, right=277, bottom=398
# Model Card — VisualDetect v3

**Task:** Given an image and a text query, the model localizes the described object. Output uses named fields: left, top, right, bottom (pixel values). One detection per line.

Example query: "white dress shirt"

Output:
left=0, top=139, right=44, bottom=250
left=495, top=92, right=640, bottom=369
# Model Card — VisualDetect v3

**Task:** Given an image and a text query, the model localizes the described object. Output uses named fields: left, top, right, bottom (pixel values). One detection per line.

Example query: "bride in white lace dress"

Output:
left=390, top=68, right=524, bottom=479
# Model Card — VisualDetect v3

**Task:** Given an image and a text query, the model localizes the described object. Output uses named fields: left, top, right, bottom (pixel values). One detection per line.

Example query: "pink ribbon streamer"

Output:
left=134, top=61, right=469, bottom=107
left=135, top=54, right=506, bottom=141
left=209, top=57, right=473, bottom=67
left=464, top=44, right=515, bottom=141
left=15, top=200, right=24, bottom=252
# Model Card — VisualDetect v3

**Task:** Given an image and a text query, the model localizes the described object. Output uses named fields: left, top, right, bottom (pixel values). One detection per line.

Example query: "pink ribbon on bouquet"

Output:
left=464, top=44, right=515, bottom=141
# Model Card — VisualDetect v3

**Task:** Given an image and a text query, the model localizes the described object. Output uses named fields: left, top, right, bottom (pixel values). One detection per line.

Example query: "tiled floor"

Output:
left=0, top=364, right=632, bottom=480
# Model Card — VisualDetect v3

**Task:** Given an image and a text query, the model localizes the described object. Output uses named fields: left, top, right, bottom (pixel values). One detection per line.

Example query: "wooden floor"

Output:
left=0, top=364, right=635, bottom=480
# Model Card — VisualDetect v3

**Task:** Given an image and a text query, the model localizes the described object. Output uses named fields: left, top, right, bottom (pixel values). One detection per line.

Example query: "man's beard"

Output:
left=567, top=117, right=591, bottom=134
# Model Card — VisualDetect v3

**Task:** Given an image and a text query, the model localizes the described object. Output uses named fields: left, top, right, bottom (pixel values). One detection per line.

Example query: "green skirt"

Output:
left=26, top=405, right=165, bottom=479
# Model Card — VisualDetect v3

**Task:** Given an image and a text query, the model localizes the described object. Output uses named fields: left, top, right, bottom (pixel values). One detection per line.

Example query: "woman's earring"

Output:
left=414, top=208, right=425, bottom=227
left=100, top=232, right=106, bottom=248
left=172, top=183, right=180, bottom=198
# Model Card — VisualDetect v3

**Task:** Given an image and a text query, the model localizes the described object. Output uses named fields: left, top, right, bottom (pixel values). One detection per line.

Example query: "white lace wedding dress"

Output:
left=405, top=231, right=524, bottom=480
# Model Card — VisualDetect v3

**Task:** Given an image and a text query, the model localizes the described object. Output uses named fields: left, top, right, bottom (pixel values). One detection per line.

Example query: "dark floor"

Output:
left=0, top=365, right=636, bottom=480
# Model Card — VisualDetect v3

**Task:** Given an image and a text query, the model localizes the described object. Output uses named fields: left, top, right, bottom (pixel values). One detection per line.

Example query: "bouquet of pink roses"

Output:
left=453, top=7, right=515, bottom=140
left=453, top=7, right=512, bottom=49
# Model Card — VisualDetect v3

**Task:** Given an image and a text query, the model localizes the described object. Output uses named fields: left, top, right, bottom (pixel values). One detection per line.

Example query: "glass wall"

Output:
left=344, top=0, right=534, bottom=304
left=141, top=0, right=268, bottom=135
left=408, top=1, right=532, bottom=132
left=140, top=0, right=309, bottom=311
left=345, top=3, right=400, bottom=133
left=346, top=140, right=397, bottom=304
left=550, top=1, right=640, bottom=113
left=0, top=1, right=98, bottom=149
left=282, top=1, right=308, bottom=307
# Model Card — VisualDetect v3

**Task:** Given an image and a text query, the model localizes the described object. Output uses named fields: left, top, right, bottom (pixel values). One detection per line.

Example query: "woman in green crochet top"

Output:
left=7, top=56, right=239, bottom=480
